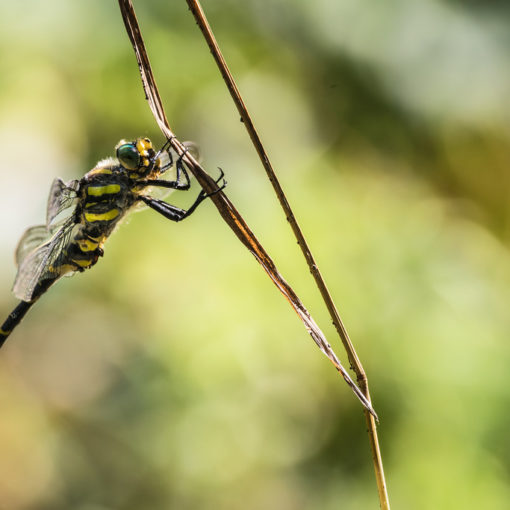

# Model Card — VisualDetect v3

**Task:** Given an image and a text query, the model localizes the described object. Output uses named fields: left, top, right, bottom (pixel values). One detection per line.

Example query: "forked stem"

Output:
left=118, top=0, right=377, bottom=418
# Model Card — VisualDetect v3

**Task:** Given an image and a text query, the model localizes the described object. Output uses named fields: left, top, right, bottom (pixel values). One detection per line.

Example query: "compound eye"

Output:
left=117, top=143, right=140, bottom=170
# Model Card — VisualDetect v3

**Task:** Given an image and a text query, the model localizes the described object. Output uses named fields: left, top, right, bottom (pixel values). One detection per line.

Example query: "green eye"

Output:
left=117, top=143, right=140, bottom=170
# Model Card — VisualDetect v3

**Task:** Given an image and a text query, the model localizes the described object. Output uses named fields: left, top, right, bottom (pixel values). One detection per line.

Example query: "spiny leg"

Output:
left=155, top=138, right=175, bottom=172
left=138, top=196, right=193, bottom=222
left=163, top=144, right=200, bottom=189
left=174, top=146, right=192, bottom=189
left=140, top=168, right=226, bottom=222
left=185, top=166, right=226, bottom=209
left=155, top=139, right=192, bottom=187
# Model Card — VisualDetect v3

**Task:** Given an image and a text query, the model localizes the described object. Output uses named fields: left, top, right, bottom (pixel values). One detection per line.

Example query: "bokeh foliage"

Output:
left=1, top=1, right=510, bottom=508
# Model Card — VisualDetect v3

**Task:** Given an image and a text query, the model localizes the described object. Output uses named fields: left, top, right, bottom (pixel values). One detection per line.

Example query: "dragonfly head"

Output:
left=116, top=138, right=156, bottom=176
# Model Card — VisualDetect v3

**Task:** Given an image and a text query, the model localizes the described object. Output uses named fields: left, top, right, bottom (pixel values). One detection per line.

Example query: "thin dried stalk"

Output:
left=184, top=2, right=390, bottom=508
left=117, top=0, right=377, bottom=419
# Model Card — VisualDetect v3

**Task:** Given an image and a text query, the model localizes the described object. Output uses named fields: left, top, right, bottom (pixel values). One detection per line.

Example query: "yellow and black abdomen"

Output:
left=65, top=168, right=135, bottom=272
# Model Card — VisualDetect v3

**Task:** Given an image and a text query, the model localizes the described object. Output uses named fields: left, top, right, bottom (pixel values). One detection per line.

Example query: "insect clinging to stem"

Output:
left=0, top=137, right=226, bottom=346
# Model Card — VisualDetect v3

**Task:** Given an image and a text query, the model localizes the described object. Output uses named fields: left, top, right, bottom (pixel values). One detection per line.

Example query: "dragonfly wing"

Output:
left=15, top=225, right=52, bottom=267
left=46, top=178, right=80, bottom=227
left=13, top=218, right=77, bottom=302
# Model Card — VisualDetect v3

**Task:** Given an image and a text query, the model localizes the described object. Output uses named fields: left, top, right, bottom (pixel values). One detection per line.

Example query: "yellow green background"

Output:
left=1, top=1, right=509, bottom=508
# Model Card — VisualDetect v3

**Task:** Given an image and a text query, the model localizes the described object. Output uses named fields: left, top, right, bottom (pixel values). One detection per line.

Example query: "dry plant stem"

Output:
left=184, top=1, right=390, bottom=508
left=117, top=0, right=377, bottom=419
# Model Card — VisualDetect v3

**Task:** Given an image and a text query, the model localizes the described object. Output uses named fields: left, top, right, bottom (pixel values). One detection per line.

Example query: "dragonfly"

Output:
left=0, top=137, right=225, bottom=347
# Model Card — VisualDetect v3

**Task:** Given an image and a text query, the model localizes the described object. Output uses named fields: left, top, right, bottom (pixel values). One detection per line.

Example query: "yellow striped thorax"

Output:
left=87, top=184, right=121, bottom=197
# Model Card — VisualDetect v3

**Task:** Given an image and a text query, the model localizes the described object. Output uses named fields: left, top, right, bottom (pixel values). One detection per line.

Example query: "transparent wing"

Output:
left=182, top=140, right=201, bottom=165
left=13, top=217, right=77, bottom=302
left=15, top=225, right=53, bottom=267
left=46, top=178, right=80, bottom=227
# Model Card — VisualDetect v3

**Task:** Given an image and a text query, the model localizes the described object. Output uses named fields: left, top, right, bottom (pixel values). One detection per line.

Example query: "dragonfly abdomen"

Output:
left=62, top=234, right=103, bottom=272
left=62, top=168, right=134, bottom=271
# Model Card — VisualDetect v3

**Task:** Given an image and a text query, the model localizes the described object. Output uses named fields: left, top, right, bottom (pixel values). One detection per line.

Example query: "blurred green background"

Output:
left=1, top=0, right=510, bottom=508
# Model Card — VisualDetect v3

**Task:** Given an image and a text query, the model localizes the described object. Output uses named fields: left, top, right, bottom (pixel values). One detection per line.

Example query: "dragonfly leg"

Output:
left=174, top=147, right=192, bottom=189
left=155, top=139, right=192, bottom=190
left=155, top=138, right=175, bottom=172
left=188, top=167, right=226, bottom=203
left=137, top=177, right=190, bottom=191
left=139, top=168, right=226, bottom=222
left=139, top=196, right=194, bottom=222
